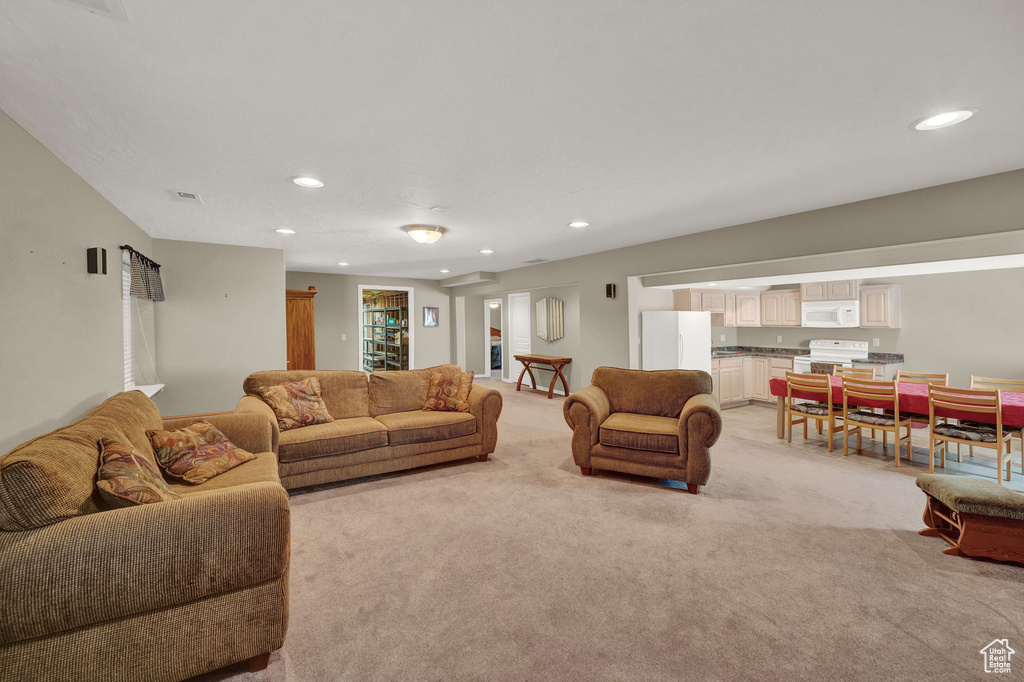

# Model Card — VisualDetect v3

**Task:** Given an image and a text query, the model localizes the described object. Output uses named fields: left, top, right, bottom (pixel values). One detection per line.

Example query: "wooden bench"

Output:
left=916, top=474, right=1024, bottom=566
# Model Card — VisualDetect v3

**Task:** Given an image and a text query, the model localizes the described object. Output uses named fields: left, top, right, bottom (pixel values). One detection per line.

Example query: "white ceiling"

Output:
left=2, top=1, right=1023, bottom=279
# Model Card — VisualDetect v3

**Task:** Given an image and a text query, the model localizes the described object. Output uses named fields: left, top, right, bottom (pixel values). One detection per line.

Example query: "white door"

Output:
left=507, top=292, right=531, bottom=382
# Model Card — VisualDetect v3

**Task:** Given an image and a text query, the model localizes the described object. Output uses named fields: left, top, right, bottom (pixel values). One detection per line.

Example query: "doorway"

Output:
left=506, top=292, right=531, bottom=384
left=484, top=298, right=502, bottom=380
left=358, top=286, right=414, bottom=372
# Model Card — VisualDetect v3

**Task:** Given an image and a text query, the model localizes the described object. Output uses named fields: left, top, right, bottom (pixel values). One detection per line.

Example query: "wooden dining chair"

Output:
left=785, top=372, right=840, bottom=452
left=841, top=377, right=912, bottom=466
left=928, top=385, right=1013, bottom=484
left=960, top=376, right=1024, bottom=474
left=832, top=366, right=877, bottom=436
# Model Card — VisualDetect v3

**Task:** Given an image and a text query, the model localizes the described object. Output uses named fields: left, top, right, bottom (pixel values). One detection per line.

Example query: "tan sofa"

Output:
left=236, top=364, right=503, bottom=490
left=563, top=367, right=722, bottom=493
left=0, top=391, right=290, bottom=682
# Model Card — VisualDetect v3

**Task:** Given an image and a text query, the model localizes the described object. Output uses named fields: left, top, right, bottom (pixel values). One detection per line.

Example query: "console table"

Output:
left=513, top=354, right=572, bottom=399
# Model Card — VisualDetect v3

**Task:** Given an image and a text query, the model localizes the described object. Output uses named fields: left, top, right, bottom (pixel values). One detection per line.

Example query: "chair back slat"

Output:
left=897, top=370, right=948, bottom=386
left=971, top=375, right=1024, bottom=392
left=842, top=377, right=898, bottom=412
left=785, top=372, right=831, bottom=401
left=928, top=385, right=1001, bottom=425
left=834, top=366, right=876, bottom=379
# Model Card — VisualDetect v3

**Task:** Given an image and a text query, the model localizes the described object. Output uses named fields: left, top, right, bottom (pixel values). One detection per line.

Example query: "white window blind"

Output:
left=122, top=253, right=134, bottom=390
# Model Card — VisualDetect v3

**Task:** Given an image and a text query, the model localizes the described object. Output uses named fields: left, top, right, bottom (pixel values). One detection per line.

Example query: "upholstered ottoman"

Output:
left=916, top=473, right=1024, bottom=566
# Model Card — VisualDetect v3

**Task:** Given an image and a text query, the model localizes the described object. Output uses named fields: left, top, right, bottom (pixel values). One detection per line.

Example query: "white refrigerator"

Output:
left=641, top=311, right=712, bottom=373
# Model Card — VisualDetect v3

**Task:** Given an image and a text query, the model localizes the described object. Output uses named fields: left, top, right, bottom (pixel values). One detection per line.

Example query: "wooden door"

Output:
left=735, top=293, right=761, bottom=326
left=801, top=282, right=827, bottom=301
left=286, top=286, right=317, bottom=370
left=508, top=292, right=532, bottom=380
left=761, top=292, right=780, bottom=326
left=780, top=290, right=801, bottom=326
left=859, top=287, right=891, bottom=327
left=827, top=279, right=857, bottom=300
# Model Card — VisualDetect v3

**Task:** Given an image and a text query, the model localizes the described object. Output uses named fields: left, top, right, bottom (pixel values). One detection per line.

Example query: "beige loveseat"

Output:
left=0, top=391, right=290, bottom=682
left=563, top=367, right=722, bottom=493
left=236, top=365, right=503, bottom=490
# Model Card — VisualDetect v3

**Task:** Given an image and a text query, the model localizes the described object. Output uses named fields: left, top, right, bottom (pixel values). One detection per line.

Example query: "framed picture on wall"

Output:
left=423, top=306, right=439, bottom=327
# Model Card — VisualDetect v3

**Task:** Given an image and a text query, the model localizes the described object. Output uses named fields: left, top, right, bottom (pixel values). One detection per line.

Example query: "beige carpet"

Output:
left=199, top=380, right=1024, bottom=681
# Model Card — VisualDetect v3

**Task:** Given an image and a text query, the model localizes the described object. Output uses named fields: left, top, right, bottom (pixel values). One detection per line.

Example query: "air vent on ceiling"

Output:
left=522, top=258, right=549, bottom=265
left=170, top=190, right=203, bottom=205
left=54, top=0, right=128, bottom=22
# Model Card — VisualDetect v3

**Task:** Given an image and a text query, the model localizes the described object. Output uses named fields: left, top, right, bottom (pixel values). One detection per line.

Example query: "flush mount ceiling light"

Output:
left=275, top=228, right=296, bottom=234
left=912, top=109, right=976, bottom=131
left=402, top=224, right=447, bottom=244
left=568, top=221, right=589, bottom=228
left=440, top=269, right=450, bottom=273
left=292, top=176, right=324, bottom=188
left=480, top=249, right=494, bottom=254
left=337, top=262, right=349, bottom=266
left=489, top=302, right=500, bottom=308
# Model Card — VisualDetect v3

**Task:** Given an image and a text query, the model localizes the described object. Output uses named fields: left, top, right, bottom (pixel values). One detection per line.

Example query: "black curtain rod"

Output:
left=118, top=244, right=161, bottom=269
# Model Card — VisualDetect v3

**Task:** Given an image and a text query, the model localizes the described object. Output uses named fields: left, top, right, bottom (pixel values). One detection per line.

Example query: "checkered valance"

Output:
left=119, top=245, right=165, bottom=302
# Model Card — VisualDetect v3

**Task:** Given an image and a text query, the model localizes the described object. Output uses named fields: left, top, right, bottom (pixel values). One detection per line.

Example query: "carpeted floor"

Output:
left=199, top=379, right=1024, bottom=681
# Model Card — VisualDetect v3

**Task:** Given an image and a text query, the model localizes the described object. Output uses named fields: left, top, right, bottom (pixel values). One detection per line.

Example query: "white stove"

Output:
left=792, top=339, right=869, bottom=375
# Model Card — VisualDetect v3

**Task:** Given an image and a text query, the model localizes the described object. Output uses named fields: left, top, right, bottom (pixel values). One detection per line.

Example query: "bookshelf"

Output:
left=362, top=305, right=409, bottom=372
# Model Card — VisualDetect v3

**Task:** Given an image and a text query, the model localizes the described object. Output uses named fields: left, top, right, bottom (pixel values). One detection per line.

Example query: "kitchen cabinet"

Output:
left=780, top=290, right=801, bottom=326
left=768, top=359, right=793, bottom=400
left=761, top=292, right=781, bottom=326
left=751, top=358, right=770, bottom=401
left=724, top=293, right=736, bottom=326
left=735, top=292, right=761, bottom=326
left=742, top=357, right=753, bottom=398
left=701, top=291, right=726, bottom=313
left=761, top=289, right=801, bottom=327
left=673, top=289, right=704, bottom=311
left=802, top=280, right=858, bottom=301
left=710, top=359, right=720, bottom=402
left=859, top=284, right=901, bottom=328
left=719, top=358, right=744, bottom=404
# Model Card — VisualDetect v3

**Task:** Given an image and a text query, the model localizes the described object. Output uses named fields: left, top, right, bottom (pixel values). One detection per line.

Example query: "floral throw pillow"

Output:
left=423, top=371, right=474, bottom=412
left=147, top=419, right=256, bottom=484
left=96, top=437, right=181, bottom=508
left=258, top=377, right=335, bottom=431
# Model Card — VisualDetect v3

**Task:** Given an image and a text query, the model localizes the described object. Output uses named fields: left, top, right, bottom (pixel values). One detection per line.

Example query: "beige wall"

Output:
left=453, top=170, right=1024, bottom=388
left=152, top=240, right=286, bottom=416
left=284, top=272, right=451, bottom=372
left=0, top=110, right=154, bottom=453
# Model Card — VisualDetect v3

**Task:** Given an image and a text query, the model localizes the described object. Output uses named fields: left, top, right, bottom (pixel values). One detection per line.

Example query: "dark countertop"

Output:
left=711, top=346, right=904, bottom=363
left=851, top=353, right=905, bottom=365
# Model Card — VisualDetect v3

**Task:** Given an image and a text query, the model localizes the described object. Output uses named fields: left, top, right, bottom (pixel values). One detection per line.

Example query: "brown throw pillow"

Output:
left=258, top=377, right=335, bottom=431
left=147, top=419, right=256, bottom=484
left=96, top=438, right=181, bottom=508
left=423, top=371, right=474, bottom=412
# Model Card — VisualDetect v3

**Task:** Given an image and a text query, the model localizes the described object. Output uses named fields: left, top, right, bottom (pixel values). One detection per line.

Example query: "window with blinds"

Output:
left=122, top=250, right=163, bottom=396
left=122, top=253, right=134, bottom=389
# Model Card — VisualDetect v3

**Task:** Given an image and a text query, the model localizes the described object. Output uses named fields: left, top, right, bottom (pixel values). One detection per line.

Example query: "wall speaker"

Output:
left=605, top=283, right=616, bottom=299
left=87, top=247, right=107, bottom=275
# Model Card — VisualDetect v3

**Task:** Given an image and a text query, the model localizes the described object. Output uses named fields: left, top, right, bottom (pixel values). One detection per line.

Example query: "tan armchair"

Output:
left=563, top=367, right=722, bottom=493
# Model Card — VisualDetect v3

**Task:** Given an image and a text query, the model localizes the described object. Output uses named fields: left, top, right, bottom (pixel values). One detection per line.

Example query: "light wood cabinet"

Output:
left=710, top=359, right=720, bottom=402
left=859, top=284, right=901, bottom=328
left=724, top=293, right=736, bottom=326
left=735, top=292, right=761, bottom=326
left=761, top=292, right=781, bottom=326
left=780, top=290, right=801, bottom=326
left=701, top=291, right=726, bottom=313
left=742, top=357, right=753, bottom=398
left=751, top=357, right=770, bottom=401
left=719, top=358, right=744, bottom=404
left=802, top=280, right=858, bottom=301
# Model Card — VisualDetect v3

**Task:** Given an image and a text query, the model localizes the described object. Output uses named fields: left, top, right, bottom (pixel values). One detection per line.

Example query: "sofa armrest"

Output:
left=236, top=395, right=280, bottom=454
left=677, top=393, right=722, bottom=486
left=161, top=413, right=275, bottom=455
left=468, top=384, right=503, bottom=454
left=0, top=481, right=289, bottom=645
left=563, top=384, right=611, bottom=467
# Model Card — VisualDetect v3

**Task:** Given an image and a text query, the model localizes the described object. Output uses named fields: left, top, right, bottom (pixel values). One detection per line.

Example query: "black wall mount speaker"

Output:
left=605, top=283, right=616, bottom=299
left=87, top=247, right=107, bottom=274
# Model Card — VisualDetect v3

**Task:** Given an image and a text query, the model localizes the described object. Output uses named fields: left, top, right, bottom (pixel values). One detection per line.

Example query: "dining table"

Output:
left=769, top=376, right=1024, bottom=439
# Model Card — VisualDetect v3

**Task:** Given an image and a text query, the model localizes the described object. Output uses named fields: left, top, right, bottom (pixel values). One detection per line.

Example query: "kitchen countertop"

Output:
left=711, top=346, right=904, bottom=364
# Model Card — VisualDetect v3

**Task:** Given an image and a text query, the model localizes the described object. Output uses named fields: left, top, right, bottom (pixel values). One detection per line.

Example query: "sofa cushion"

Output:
left=375, top=410, right=477, bottom=446
left=368, top=365, right=463, bottom=416
left=278, top=417, right=388, bottom=463
left=96, top=438, right=181, bottom=508
left=244, top=370, right=370, bottom=419
left=599, top=412, right=679, bottom=454
left=170, top=450, right=281, bottom=494
left=0, top=392, right=163, bottom=531
left=423, top=371, right=474, bottom=412
left=147, top=419, right=256, bottom=484
left=259, top=377, right=335, bottom=431
left=592, top=367, right=711, bottom=419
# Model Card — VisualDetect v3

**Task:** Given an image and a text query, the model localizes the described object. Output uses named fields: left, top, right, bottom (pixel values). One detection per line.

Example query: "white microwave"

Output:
left=801, top=300, right=860, bottom=328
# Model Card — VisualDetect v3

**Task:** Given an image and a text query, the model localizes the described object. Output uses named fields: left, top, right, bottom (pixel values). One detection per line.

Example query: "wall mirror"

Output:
left=536, top=296, right=564, bottom=341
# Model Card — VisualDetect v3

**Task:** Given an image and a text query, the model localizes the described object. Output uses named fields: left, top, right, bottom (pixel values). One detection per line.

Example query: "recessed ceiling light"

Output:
left=706, top=283, right=718, bottom=286
left=275, top=228, right=296, bottom=234
left=568, top=221, right=589, bottom=228
left=439, top=269, right=450, bottom=273
left=402, top=224, right=447, bottom=244
left=480, top=249, right=494, bottom=254
left=337, top=262, right=349, bottom=266
left=489, top=302, right=500, bottom=309
left=912, top=109, right=976, bottom=131
left=292, top=176, right=324, bottom=188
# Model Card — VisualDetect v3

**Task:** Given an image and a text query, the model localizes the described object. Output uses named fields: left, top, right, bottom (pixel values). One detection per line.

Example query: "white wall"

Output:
left=0, top=109, right=154, bottom=452
left=284, top=272, right=451, bottom=371
left=151, top=240, right=287, bottom=416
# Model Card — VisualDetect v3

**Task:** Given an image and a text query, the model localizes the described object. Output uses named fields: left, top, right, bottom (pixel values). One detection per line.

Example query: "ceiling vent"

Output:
left=54, top=0, right=128, bottom=22
left=522, top=258, right=549, bottom=265
left=170, top=190, right=203, bottom=205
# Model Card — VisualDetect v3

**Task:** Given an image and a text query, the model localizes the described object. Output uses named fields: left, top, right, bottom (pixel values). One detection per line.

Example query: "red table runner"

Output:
left=768, top=376, right=1024, bottom=426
